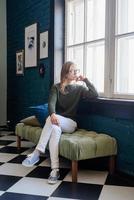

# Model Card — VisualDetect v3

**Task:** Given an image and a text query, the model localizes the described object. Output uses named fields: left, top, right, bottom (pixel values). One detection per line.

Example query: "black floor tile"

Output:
left=0, top=162, right=4, bottom=166
left=26, top=166, right=70, bottom=180
left=0, top=175, right=21, bottom=190
left=105, top=173, right=134, bottom=187
left=26, top=166, right=51, bottom=179
left=79, top=157, right=109, bottom=171
left=51, top=181, right=103, bottom=200
left=48, top=167, right=68, bottom=180
left=58, top=168, right=70, bottom=180
left=0, top=192, right=47, bottom=200
left=0, top=146, right=28, bottom=154
left=7, top=155, right=28, bottom=164
left=0, top=140, right=15, bottom=146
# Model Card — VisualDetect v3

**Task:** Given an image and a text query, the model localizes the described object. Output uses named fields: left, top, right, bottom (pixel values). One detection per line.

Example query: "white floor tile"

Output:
left=0, top=131, right=14, bottom=136
left=0, top=163, right=36, bottom=176
left=0, top=191, right=5, bottom=196
left=0, top=153, right=18, bottom=162
left=64, top=170, right=108, bottom=185
left=0, top=135, right=17, bottom=141
left=8, top=141, right=35, bottom=148
left=7, top=177, right=62, bottom=196
left=99, top=185, right=134, bottom=200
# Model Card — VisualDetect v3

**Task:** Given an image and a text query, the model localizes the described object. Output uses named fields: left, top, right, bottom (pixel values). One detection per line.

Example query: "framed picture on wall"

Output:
left=25, top=23, right=37, bottom=67
left=40, top=31, right=48, bottom=59
left=16, top=50, right=24, bottom=75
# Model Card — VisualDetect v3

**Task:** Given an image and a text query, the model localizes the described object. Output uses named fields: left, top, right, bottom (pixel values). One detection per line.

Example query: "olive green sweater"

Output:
left=48, top=79, right=98, bottom=119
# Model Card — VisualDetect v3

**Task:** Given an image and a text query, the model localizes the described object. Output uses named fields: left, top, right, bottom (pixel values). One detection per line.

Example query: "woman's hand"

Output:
left=50, top=113, right=59, bottom=126
left=76, top=75, right=86, bottom=81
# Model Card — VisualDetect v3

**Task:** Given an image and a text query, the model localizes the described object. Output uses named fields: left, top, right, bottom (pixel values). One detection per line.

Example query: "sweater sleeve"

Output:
left=81, top=78, right=98, bottom=99
left=48, top=85, right=58, bottom=116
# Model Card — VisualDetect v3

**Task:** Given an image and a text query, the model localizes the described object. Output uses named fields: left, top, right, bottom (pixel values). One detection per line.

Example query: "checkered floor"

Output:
left=0, top=131, right=134, bottom=200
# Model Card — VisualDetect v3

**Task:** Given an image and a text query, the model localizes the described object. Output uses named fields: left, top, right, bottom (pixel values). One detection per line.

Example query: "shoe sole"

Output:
left=22, top=158, right=39, bottom=167
left=48, top=180, right=58, bottom=184
left=48, top=175, right=60, bottom=184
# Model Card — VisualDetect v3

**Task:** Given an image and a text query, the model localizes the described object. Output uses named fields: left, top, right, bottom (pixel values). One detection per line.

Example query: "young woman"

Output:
left=22, top=61, right=98, bottom=184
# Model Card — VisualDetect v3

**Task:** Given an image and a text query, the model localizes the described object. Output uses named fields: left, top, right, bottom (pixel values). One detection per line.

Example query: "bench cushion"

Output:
left=15, top=123, right=117, bottom=161
left=59, top=129, right=117, bottom=160
left=16, top=123, right=42, bottom=144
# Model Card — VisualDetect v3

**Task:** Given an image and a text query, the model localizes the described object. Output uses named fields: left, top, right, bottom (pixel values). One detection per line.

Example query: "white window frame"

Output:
left=65, top=0, right=134, bottom=100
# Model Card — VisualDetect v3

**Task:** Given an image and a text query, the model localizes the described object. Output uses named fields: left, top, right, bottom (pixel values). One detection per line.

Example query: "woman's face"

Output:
left=67, top=64, right=80, bottom=81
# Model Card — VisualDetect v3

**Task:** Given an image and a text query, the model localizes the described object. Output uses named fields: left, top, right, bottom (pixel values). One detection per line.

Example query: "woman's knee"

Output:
left=50, top=126, right=61, bottom=141
left=45, top=116, right=52, bottom=124
left=67, top=120, right=77, bottom=132
left=52, top=124, right=61, bottom=134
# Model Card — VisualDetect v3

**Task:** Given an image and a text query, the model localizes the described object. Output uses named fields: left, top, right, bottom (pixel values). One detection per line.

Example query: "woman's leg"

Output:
left=22, top=116, right=55, bottom=167
left=22, top=115, right=76, bottom=169
left=49, top=115, right=77, bottom=169
left=36, top=116, right=55, bottom=153
left=48, top=126, right=62, bottom=170
left=48, top=115, right=77, bottom=184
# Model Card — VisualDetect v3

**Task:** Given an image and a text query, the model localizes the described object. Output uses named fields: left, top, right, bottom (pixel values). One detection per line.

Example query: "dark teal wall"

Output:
left=7, top=0, right=54, bottom=127
left=77, top=99, right=134, bottom=176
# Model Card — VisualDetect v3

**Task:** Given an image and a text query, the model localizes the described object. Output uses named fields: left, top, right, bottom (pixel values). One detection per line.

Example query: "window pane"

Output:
left=86, top=42, right=105, bottom=93
left=115, top=36, right=134, bottom=94
left=67, top=45, right=83, bottom=74
left=117, top=0, right=134, bottom=34
left=87, top=0, right=105, bottom=41
left=67, top=0, right=84, bottom=45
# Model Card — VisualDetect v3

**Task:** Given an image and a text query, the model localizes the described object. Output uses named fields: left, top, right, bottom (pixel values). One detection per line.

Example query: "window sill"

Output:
left=96, top=97, right=134, bottom=105
left=78, top=97, right=134, bottom=120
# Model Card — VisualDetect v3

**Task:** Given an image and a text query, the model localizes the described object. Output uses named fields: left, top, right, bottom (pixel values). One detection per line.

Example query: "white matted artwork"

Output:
left=25, top=23, right=37, bottom=67
left=40, top=31, right=48, bottom=59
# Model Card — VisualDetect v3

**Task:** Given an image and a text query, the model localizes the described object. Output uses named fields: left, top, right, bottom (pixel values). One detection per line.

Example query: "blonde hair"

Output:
left=60, top=61, right=76, bottom=93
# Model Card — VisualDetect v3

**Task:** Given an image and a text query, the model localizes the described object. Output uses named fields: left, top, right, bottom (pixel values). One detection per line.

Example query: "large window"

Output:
left=65, top=0, right=134, bottom=99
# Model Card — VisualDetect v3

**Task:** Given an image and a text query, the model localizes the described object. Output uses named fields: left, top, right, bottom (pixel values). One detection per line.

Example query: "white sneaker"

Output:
left=22, top=153, right=39, bottom=167
left=48, top=169, right=60, bottom=184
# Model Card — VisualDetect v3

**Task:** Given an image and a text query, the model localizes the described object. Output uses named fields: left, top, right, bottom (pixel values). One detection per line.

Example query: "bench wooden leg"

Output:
left=17, top=135, right=21, bottom=149
left=72, top=160, right=78, bottom=182
left=109, top=155, right=116, bottom=175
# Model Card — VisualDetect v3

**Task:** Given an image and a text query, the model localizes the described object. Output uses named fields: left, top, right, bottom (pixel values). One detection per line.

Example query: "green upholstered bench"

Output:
left=15, top=122, right=117, bottom=182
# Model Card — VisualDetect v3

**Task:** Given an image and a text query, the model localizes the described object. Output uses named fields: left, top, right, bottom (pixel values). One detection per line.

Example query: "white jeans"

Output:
left=36, top=114, right=77, bottom=169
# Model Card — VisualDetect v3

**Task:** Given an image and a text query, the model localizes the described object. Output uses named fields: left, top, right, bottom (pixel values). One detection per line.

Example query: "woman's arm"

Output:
left=77, top=76, right=98, bottom=99
left=48, top=85, right=57, bottom=116
left=48, top=85, right=59, bottom=126
left=82, top=78, right=98, bottom=98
